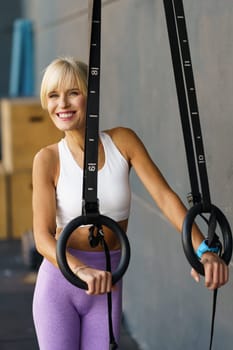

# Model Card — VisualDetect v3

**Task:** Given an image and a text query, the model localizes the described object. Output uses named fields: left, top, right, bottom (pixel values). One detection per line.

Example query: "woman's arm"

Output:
left=32, top=146, right=79, bottom=269
left=113, top=127, right=229, bottom=289
left=32, top=146, right=112, bottom=295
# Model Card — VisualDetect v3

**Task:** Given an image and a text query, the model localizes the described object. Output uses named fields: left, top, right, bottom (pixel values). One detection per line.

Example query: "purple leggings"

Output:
left=33, top=249, right=122, bottom=350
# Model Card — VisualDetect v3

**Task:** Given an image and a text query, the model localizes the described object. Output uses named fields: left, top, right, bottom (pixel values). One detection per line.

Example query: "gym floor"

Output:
left=0, top=239, right=140, bottom=350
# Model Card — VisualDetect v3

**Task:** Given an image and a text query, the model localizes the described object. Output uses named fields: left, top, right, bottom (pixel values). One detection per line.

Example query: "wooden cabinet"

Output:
left=1, top=98, right=63, bottom=172
left=0, top=98, right=63, bottom=238
left=0, top=165, right=8, bottom=239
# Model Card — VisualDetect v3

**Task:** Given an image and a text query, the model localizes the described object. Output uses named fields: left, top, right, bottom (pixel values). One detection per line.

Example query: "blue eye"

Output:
left=70, top=90, right=80, bottom=96
left=48, top=92, right=58, bottom=98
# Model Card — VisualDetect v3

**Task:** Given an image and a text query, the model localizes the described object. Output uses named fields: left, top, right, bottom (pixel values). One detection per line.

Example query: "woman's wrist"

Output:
left=196, top=239, right=220, bottom=260
left=73, top=265, right=88, bottom=276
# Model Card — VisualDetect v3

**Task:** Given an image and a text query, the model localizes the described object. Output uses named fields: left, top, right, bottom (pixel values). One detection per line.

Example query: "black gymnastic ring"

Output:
left=182, top=203, right=232, bottom=276
left=56, top=215, right=131, bottom=289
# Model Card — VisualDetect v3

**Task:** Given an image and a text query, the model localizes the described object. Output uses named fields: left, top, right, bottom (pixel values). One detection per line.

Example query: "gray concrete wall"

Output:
left=22, top=1, right=233, bottom=349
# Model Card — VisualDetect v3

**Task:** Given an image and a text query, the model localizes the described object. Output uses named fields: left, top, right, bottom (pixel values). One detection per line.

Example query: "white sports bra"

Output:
left=56, top=132, right=131, bottom=227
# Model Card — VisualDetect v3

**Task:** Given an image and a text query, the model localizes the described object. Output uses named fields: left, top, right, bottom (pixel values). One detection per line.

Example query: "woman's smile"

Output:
left=56, top=111, right=76, bottom=121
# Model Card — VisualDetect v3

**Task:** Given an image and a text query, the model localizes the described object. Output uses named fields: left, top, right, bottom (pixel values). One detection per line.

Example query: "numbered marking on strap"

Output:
left=198, top=155, right=205, bottom=163
left=91, top=67, right=99, bottom=76
left=88, top=163, right=97, bottom=172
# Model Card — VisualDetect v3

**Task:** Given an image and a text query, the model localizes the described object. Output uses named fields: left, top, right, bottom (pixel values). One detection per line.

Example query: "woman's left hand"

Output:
left=190, top=252, right=229, bottom=290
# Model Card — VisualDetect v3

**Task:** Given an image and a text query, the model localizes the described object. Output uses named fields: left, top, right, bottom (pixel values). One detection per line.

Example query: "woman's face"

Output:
left=46, top=84, right=87, bottom=133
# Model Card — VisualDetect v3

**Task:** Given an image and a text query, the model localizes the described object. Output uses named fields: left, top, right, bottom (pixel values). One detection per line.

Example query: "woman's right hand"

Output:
left=74, top=266, right=113, bottom=295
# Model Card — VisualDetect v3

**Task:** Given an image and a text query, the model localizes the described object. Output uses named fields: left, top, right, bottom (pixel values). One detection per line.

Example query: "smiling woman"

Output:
left=31, top=56, right=229, bottom=350
left=40, top=58, right=87, bottom=133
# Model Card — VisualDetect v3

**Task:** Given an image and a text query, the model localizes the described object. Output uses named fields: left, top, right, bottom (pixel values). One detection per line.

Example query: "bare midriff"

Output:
left=55, top=219, right=128, bottom=251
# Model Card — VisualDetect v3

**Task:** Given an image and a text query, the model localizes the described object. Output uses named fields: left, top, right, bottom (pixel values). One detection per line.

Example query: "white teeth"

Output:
left=58, top=112, right=73, bottom=118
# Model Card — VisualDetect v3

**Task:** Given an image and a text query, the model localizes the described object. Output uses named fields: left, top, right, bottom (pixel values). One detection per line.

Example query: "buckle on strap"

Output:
left=82, top=199, right=99, bottom=218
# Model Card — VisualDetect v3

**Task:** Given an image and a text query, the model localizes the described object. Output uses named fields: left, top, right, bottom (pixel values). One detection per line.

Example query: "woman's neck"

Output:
left=64, top=130, right=85, bottom=151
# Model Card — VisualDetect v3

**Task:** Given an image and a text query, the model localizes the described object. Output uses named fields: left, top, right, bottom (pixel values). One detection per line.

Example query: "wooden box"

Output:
left=0, top=164, right=8, bottom=239
left=9, top=170, right=33, bottom=238
left=1, top=98, right=63, bottom=173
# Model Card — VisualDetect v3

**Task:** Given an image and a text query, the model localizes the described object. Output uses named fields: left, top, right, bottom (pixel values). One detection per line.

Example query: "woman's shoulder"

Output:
left=103, top=127, right=143, bottom=162
left=33, top=143, right=58, bottom=163
left=103, top=126, right=139, bottom=143
left=32, top=143, right=59, bottom=180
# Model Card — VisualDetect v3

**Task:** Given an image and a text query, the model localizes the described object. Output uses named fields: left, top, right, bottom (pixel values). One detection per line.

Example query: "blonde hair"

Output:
left=40, top=57, right=88, bottom=109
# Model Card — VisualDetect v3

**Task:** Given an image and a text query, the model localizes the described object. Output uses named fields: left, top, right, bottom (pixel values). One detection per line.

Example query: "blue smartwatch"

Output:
left=196, top=239, right=220, bottom=260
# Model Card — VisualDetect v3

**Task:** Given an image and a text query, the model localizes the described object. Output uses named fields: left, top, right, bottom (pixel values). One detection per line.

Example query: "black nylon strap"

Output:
left=209, top=288, right=218, bottom=350
left=173, top=0, right=212, bottom=210
left=102, top=238, right=118, bottom=349
left=82, top=0, right=101, bottom=216
left=88, top=226, right=118, bottom=349
left=163, top=1, right=217, bottom=349
left=163, top=0, right=201, bottom=206
left=163, top=0, right=212, bottom=210
left=83, top=2, right=117, bottom=348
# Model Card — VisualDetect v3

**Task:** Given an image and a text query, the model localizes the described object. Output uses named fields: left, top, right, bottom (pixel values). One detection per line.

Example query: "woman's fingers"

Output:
left=191, top=253, right=229, bottom=290
left=190, top=267, right=200, bottom=283
left=202, top=256, right=229, bottom=290
left=77, top=267, right=112, bottom=295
